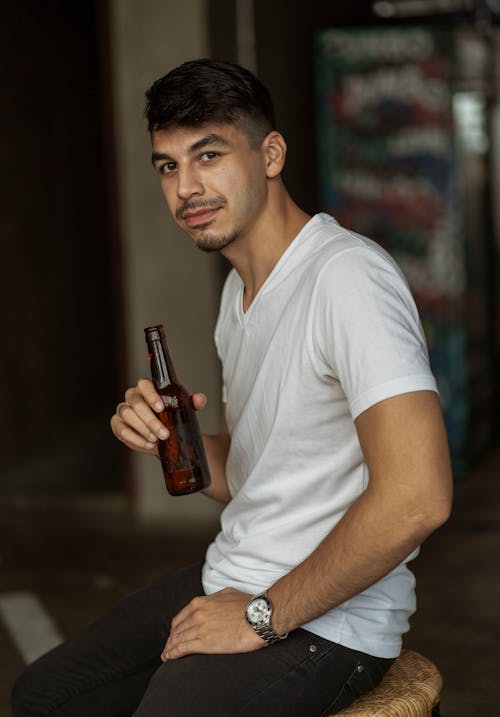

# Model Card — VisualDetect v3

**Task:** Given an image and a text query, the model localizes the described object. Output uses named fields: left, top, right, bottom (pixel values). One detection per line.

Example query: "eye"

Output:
left=200, top=151, right=219, bottom=162
left=159, top=161, right=177, bottom=174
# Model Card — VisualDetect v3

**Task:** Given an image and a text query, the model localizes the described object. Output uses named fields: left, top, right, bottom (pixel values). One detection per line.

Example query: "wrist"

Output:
left=266, top=584, right=288, bottom=636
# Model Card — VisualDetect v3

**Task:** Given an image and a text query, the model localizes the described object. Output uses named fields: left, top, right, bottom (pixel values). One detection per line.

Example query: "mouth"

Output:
left=182, top=207, right=221, bottom=228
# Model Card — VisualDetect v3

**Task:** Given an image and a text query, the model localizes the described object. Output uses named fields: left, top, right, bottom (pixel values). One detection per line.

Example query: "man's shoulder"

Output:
left=306, top=214, right=399, bottom=280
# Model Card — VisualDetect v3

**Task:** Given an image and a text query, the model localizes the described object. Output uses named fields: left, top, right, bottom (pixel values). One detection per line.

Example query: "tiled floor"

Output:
left=1, top=444, right=499, bottom=716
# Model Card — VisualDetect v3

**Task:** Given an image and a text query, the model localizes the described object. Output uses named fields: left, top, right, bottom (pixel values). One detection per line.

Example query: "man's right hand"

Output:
left=110, top=378, right=207, bottom=455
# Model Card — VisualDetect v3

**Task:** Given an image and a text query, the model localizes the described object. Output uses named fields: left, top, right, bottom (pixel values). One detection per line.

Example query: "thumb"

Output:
left=191, top=393, right=207, bottom=411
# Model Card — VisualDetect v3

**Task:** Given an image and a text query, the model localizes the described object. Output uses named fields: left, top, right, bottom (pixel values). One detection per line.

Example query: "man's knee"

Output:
left=11, top=645, right=77, bottom=717
left=11, top=659, right=53, bottom=717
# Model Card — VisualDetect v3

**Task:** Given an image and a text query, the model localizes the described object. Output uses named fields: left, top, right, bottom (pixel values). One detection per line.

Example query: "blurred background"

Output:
left=0, top=0, right=499, bottom=714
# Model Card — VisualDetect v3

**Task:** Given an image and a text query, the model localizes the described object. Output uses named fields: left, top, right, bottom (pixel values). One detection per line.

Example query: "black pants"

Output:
left=12, top=563, right=393, bottom=716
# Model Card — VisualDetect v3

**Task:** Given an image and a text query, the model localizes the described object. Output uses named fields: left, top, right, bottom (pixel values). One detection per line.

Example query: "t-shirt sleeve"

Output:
left=313, top=245, right=438, bottom=420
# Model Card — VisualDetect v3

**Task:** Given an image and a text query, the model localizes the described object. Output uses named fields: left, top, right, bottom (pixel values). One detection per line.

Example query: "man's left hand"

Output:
left=162, top=587, right=266, bottom=660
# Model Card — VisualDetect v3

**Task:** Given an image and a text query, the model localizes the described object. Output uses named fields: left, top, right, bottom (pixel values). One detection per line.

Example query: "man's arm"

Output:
left=110, top=378, right=231, bottom=504
left=201, top=413, right=232, bottom=503
left=268, top=389, right=453, bottom=633
left=162, top=389, right=452, bottom=659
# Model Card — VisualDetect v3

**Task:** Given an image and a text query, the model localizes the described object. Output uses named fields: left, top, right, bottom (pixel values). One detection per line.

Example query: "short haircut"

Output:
left=145, top=59, right=276, bottom=148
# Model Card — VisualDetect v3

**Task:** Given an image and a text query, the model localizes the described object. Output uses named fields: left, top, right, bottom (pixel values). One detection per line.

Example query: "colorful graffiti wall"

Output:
left=316, top=26, right=468, bottom=469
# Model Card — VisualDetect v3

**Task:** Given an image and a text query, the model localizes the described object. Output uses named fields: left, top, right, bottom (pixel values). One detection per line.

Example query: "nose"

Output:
left=176, top=165, right=204, bottom=200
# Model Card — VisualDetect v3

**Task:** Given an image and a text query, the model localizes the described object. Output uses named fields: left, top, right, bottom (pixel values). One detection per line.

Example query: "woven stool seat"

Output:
left=333, top=649, right=442, bottom=716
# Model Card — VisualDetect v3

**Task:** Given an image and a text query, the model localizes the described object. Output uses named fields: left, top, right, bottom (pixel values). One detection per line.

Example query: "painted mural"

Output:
left=316, top=26, right=468, bottom=470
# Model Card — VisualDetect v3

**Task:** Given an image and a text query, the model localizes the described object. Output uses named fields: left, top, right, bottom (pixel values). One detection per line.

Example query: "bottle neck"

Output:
left=145, top=328, right=179, bottom=389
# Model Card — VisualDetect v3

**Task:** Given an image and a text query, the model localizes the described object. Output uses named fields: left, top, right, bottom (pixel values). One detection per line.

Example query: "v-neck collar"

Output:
left=234, top=214, right=334, bottom=324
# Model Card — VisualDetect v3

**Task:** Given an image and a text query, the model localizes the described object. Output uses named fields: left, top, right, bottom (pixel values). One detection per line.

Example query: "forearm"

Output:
left=269, top=486, right=440, bottom=635
left=202, top=432, right=231, bottom=503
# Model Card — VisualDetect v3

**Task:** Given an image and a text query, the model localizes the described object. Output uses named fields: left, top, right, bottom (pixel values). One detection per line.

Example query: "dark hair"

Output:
left=145, top=59, right=275, bottom=148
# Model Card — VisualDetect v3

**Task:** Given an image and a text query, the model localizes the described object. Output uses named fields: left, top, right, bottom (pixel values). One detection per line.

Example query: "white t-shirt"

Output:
left=202, top=213, right=437, bottom=658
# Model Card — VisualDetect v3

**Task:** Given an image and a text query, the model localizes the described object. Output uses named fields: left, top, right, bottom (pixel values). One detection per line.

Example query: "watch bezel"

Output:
left=245, top=592, right=288, bottom=644
left=246, top=595, right=272, bottom=626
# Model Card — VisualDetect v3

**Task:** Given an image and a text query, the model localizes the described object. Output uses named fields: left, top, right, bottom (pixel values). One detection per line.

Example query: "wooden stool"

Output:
left=333, top=649, right=442, bottom=716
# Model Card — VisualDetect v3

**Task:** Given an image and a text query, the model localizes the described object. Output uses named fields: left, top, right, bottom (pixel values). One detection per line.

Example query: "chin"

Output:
left=195, top=231, right=237, bottom=253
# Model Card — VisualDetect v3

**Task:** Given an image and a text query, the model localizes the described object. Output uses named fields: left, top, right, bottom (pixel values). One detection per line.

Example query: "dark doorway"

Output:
left=0, top=1, right=123, bottom=492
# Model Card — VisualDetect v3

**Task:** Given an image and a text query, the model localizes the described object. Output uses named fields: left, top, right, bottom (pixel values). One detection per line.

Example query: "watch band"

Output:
left=252, top=621, right=286, bottom=645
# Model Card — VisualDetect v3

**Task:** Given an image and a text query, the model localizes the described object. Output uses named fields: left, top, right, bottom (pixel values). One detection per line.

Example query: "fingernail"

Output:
left=148, top=432, right=157, bottom=442
left=155, top=401, right=164, bottom=411
left=159, top=428, right=168, bottom=439
left=145, top=442, right=155, bottom=450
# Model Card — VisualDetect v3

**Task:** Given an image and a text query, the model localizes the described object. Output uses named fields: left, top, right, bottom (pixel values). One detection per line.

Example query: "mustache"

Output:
left=176, top=197, right=226, bottom=220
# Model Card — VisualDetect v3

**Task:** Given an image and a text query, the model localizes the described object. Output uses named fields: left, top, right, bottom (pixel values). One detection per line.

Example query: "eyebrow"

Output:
left=151, top=133, right=230, bottom=166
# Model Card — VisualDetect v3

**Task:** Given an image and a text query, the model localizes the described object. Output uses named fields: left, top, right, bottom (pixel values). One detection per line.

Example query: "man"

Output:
left=13, top=59, right=452, bottom=716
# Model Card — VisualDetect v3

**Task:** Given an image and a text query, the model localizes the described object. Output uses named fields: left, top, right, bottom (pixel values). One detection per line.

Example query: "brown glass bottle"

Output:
left=144, top=325, right=211, bottom=496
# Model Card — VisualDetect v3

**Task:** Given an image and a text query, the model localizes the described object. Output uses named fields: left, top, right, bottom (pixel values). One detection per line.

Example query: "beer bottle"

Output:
left=144, top=325, right=211, bottom=496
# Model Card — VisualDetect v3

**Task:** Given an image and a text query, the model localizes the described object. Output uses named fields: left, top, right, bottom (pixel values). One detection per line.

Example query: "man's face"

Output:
left=151, top=122, right=268, bottom=253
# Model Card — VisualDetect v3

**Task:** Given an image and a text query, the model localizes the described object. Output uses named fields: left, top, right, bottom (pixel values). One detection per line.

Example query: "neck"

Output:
left=221, top=182, right=311, bottom=311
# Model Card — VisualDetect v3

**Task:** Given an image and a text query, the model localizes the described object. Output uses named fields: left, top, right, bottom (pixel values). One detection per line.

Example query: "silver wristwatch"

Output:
left=245, top=591, right=288, bottom=645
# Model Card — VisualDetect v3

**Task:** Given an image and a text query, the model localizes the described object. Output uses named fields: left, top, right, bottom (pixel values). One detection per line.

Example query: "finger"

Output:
left=115, top=402, right=164, bottom=444
left=110, top=415, right=157, bottom=452
left=136, top=378, right=165, bottom=412
left=162, top=635, right=202, bottom=661
left=124, top=390, right=170, bottom=440
left=191, top=393, right=207, bottom=411
left=171, top=596, right=205, bottom=629
left=164, top=616, right=207, bottom=658
left=164, top=622, right=195, bottom=655
left=125, top=385, right=163, bottom=415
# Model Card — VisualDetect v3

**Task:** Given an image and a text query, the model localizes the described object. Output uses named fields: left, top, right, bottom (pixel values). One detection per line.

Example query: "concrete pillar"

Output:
left=109, top=0, right=223, bottom=531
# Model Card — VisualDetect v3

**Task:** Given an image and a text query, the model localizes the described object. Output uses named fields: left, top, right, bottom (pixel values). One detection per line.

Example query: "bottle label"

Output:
left=161, top=395, right=179, bottom=409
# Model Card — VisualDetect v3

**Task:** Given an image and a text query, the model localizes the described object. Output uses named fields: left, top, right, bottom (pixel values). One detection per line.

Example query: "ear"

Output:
left=262, top=131, right=287, bottom=178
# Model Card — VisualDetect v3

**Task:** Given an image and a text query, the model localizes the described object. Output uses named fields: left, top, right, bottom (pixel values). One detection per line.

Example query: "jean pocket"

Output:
left=320, top=659, right=378, bottom=716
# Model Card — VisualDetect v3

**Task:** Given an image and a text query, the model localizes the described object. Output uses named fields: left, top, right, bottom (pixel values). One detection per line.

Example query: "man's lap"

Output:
left=11, top=563, right=392, bottom=716
left=134, top=629, right=391, bottom=717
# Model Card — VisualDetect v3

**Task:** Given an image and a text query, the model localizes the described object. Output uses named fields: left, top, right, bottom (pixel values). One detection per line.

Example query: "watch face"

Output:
left=247, top=597, right=271, bottom=625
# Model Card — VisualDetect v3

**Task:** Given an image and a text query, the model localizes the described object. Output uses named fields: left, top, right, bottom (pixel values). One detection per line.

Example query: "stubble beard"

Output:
left=194, top=230, right=238, bottom=253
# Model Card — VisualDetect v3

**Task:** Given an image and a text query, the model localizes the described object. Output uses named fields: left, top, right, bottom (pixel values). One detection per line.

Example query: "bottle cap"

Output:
left=144, top=325, right=164, bottom=342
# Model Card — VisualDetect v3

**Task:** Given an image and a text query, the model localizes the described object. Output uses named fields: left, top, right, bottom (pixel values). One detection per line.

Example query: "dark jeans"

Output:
left=12, top=563, right=393, bottom=716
